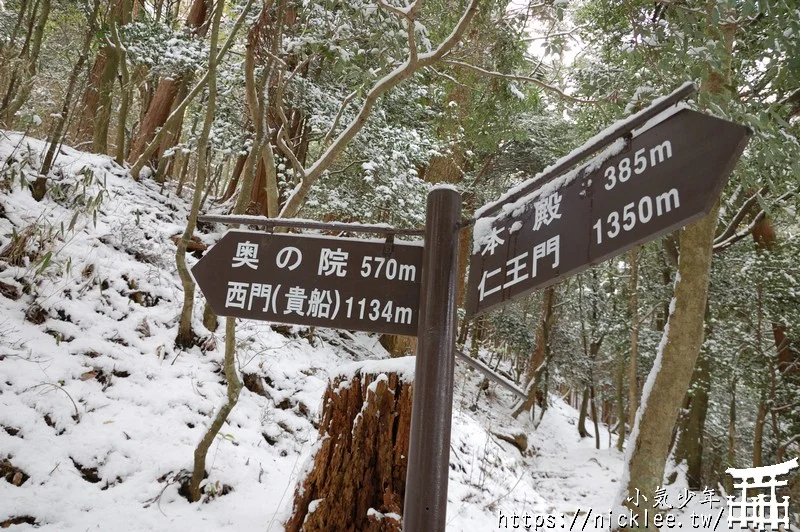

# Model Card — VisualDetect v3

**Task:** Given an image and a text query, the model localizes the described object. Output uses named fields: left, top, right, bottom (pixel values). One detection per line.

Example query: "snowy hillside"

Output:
left=1, top=132, right=726, bottom=531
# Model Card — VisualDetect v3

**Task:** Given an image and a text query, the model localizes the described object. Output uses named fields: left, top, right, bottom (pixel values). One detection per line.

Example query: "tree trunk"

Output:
left=92, top=43, right=120, bottom=153
left=188, top=316, right=241, bottom=501
left=73, top=49, right=107, bottom=146
left=725, top=386, right=736, bottom=494
left=33, top=0, right=99, bottom=198
left=127, top=0, right=208, bottom=163
left=1, top=0, right=37, bottom=110
left=76, top=0, right=129, bottom=154
left=513, top=286, right=555, bottom=418
left=621, top=202, right=721, bottom=525
left=175, top=0, right=220, bottom=348
left=0, top=0, right=29, bottom=89
left=620, top=12, right=736, bottom=525
left=111, top=1, right=133, bottom=165
left=2, top=0, right=51, bottom=126
left=615, top=346, right=626, bottom=452
left=673, top=352, right=710, bottom=489
left=590, top=385, right=600, bottom=449
left=753, top=399, right=767, bottom=468
left=378, top=335, right=417, bottom=358
left=128, top=78, right=181, bottom=162
left=578, top=387, right=590, bottom=438
left=627, top=247, right=640, bottom=429
left=286, top=365, right=412, bottom=531
left=185, top=3, right=232, bottom=503
left=220, top=152, right=248, bottom=202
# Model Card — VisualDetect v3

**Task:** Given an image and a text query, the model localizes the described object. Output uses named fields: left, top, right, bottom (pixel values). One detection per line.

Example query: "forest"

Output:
left=0, top=0, right=798, bottom=530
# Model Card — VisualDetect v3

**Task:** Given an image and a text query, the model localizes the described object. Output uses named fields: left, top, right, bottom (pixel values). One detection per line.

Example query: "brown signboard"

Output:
left=192, top=231, right=424, bottom=335
left=466, top=109, right=751, bottom=317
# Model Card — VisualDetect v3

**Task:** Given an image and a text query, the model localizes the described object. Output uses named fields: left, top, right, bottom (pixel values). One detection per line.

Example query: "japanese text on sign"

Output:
left=192, top=231, right=424, bottom=336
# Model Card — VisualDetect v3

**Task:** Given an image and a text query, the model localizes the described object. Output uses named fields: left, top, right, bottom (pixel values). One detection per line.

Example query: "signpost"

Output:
left=191, top=231, right=423, bottom=336
left=192, top=84, right=752, bottom=532
left=466, top=108, right=751, bottom=317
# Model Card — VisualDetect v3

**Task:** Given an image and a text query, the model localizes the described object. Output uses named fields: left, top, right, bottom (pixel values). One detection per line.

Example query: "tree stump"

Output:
left=285, top=359, right=415, bottom=531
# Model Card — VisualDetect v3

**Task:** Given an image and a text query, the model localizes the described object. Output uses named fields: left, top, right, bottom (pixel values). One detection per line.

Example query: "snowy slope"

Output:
left=1, top=132, right=725, bottom=531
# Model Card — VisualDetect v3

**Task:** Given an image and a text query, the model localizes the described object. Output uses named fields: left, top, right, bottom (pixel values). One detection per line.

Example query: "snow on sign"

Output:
left=466, top=109, right=751, bottom=317
left=192, top=231, right=423, bottom=335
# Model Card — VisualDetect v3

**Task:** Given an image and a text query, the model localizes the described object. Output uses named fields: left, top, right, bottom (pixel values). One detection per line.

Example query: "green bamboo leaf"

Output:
left=36, top=251, right=52, bottom=275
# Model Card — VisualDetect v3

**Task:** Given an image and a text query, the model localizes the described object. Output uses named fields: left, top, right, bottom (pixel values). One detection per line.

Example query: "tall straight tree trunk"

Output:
left=673, top=352, right=710, bottom=489
left=33, top=0, right=100, bottom=199
left=111, top=0, right=132, bottom=164
left=590, top=384, right=601, bottom=449
left=221, top=152, right=248, bottom=202
left=73, top=49, right=107, bottom=145
left=174, top=0, right=219, bottom=349
left=627, top=247, right=640, bottom=433
left=2, top=0, right=50, bottom=126
left=753, top=400, right=767, bottom=468
left=0, top=0, right=29, bottom=90
left=513, top=286, right=556, bottom=418
left=128, top=0, right=207, bottom=163
left=74, top=0, right=128, bottom=153
left=578, top=387, right=591, bottom=438
left=620, top=11, right=737, bottom=526
left=128, top=78, right=182, bottom=162
left=92, top=44, right=121, bottom=153
left=725, top=386, right=737, bottom=494
left=615, top=347, right=626, bottom=452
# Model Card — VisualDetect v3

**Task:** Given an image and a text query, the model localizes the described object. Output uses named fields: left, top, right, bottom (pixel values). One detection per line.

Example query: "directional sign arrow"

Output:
left=192, top=230, right=424, bottom=335
left=466, top=108, right=751, bottom=317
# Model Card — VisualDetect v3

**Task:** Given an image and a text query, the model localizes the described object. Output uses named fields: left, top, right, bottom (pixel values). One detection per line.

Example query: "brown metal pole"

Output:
left=403, top=186, right=461, bottom=531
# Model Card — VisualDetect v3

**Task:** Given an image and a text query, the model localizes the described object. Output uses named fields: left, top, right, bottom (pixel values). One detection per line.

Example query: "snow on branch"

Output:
left=277, top=0, right=481, bottom=219
left=377, top=0, right=418, bottom=20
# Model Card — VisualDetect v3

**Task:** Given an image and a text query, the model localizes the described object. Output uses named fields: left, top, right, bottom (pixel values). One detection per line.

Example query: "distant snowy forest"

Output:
left=0, top=0, right=798, bottom=530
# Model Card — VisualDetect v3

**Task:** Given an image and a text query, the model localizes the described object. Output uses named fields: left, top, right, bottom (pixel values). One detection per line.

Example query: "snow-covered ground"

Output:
left=0, top=132, right=725, bottom=531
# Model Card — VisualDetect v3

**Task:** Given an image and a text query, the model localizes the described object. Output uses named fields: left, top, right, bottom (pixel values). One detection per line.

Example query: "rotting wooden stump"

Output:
left=285, top=358, right=415, bottom=532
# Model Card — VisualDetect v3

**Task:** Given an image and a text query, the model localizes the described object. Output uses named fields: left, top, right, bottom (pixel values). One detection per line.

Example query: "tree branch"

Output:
left=713, top=188, right=797, bottom=252
left=277, top=0, right=480, bottom=218
left=713, top=186, right=767, bottom=245
left=523, top=25, right=586, bottom=43
left=323, top=89, right=357, bottom=147
left=441, top=59, right=613, bottom=104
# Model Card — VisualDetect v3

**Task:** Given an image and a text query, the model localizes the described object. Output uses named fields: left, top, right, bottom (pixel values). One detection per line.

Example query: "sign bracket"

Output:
left=382, top=233, right=395, bottom=256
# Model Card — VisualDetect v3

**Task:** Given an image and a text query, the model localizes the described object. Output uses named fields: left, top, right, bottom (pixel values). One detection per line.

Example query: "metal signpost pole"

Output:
left=403, top=187, right=461, bottom=532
